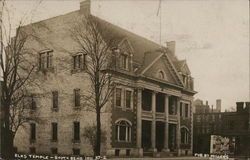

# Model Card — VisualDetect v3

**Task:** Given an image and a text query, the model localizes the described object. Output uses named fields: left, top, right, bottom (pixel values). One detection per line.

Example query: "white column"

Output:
left=163, top=94, right=170, bottom=152
left=176, top=97, right=181, bottom=155
left=136, top=88, right=143, bottom=156
left=151, top=91, right=157, bottom=152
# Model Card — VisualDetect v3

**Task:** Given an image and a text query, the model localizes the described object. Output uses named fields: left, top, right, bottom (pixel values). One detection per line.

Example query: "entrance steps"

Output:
left=143, top=151, right=178, bottom=157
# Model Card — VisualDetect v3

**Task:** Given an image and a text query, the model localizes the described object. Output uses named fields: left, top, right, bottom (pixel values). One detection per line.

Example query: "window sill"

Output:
left=72, top=140, right=81, bottom=143
left=73, top=106, right=81, bottom=110
left=51, top=140, right=58, bottom=143
left=115, top=140, right=131, bottom=143
left=52, top=108, right=58, bottom=112
left=30, top=139, right=36, bottom=144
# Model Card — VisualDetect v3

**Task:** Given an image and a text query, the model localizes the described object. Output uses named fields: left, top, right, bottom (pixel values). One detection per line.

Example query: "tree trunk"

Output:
left=2, top=129, right=15, bottom=159
left=2, top=102, right=15, bottom=159
left=95, top=107, right=101, bottom=156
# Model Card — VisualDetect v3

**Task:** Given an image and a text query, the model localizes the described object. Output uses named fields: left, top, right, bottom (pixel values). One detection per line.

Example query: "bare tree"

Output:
left=71, top=15, right=116, bottom=156
left=0, top=1, right=43, bottom=158
left=82, top=125, right=107, bottom=155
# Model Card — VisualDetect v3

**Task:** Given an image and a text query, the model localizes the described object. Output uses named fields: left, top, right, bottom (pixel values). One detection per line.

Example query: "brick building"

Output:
left=13, top=0, right=196, bottom=157
left=193, top=101, right=250, bottom=157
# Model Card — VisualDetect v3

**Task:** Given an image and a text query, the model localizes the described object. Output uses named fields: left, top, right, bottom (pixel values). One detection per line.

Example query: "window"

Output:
left=30, top=123, right=36, bottom=142
left=30, top=95, right=36, bottom=110
left=73, top=53, right=86, bottom=70
left=52, top=91, right=58, bottom=110
left=158, top=71, right=165, bottom=79
left=73, top=122, right=80, bottom=141
left=196, top=115, right=201, bottom=122
left=142, top=89, right=152, bottom=111
left=115, top=120, right=131, bottom=142
left=229, top=121, right=234, bottom=130
left=51, top=123, right=58, bottom=141
left=51, top=148, right=58, bottom=154
left=121, top=54, right=129, bottom=70
left=180, top=102, right=183, bottom=117
left=156, top=93, right=165, bottom=112
left=126, top=149, right=130, bottom=156
left=115, top=88, right=122, bottom=107
left=181, top=128, right=189, bottom=144
left=185, top=104, right=189, bottom=118
left=73, top=148, right=80, bottom=155
left=169, top=96, right=176, bottom=115
left=74, top=89, right=80, bottom=107
left=244, top=120, right=249, bottom=130
left=39, top=50, right=53, bottom=70
left=125, top=90, right=132, bottom=109
left=30, top=147, right=36, bottom=154
left=115, top=149, right=120, bottom=156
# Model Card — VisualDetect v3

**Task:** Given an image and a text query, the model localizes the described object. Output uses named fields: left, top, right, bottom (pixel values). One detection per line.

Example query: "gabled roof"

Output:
left=93, top=16, right=162, bottom=64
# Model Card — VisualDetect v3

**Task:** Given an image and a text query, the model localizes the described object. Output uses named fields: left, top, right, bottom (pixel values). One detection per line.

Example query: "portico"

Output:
left=136, top=88, right=182, bottom=156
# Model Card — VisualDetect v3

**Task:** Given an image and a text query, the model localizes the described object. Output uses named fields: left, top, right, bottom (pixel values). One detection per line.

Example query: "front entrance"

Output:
left=142, top=120, right=151, bottom=151
left=169, top=123, right=177, bottom=152
left=156, top=121, right=165, bottom=152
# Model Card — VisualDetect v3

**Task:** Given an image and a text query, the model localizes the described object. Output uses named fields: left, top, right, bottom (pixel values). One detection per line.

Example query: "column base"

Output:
left=177, top=149, right=181, bottom=156
left=149, top=148, right=157, bottom=153
left=136, top=148, right=143, bottom=157
left=162, top=148, right=170, bottom=152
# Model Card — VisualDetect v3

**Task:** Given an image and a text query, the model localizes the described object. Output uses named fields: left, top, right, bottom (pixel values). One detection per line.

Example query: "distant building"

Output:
left=193, top=101, right=250, bottom=157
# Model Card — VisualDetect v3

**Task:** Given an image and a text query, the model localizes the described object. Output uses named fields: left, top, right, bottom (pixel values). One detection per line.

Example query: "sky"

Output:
left=3, top=0, right=249, bottom=111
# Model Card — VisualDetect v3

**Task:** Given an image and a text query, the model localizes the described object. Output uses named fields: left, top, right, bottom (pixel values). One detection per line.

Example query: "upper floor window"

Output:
left=30, top=95, right=36, bottom=110
left=196, top=115, right=201, bottom=122
left=185, top=104, right=189, bottom=118
left=39, top=50, right=53, bottom=70
left=73, top=53, right=86, bottom=70
left=52, top=91, right=58, bottom=110
left=121, top=54, right=129, bottom=70
left=74, top=89, right=80, bottom=107
left=158, top=71, right=165, bottom=79
left=115, top=120, right=131, bottom=142
left=125, top=90, right=132, bottom=109
left=115, top=88, right=122, bottom=107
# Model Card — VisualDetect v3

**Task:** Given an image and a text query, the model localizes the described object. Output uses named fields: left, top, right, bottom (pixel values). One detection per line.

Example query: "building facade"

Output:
left=193, top=101, right=250, bottom=157
left=14, top=1, right=196, bottom=157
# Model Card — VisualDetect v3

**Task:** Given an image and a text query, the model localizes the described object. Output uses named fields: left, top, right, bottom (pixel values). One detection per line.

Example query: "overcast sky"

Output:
left=4, top=0, right=249, bottom=111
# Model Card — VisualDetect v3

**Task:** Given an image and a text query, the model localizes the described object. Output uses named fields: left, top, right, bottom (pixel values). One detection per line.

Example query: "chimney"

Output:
left=216, top=99, right=221, bottom=112
left=80, top=0, right=90, bottom=15
left=236, top=102, right=244, bottom=112
left=245, top=102, right=250, bottom=111
left=166, top=41, right=175, bottom=54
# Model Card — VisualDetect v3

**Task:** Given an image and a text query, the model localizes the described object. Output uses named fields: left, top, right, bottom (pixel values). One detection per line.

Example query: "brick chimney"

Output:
left=166, top=41, right=175, bottom=54
left=245, top=102, right=250, bottom=111
left=80, top=0, right=90, bottom=15
left=236, top=102, right=244, bottom=112
left=216, top=99, right=221, bottom=112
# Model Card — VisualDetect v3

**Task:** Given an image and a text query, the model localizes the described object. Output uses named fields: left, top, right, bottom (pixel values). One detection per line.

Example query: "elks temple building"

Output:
left=14, top=0, right=196, bottom=157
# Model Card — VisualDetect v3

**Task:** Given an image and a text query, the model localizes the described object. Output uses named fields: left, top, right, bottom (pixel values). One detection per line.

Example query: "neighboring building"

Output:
left=193, top=101, right=250, bottom=157
left=14, top=0, right=196, bottom=157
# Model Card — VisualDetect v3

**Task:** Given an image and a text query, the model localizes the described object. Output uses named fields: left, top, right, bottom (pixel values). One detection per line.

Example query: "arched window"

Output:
left=181, top=127, right=189, bottom=144
left=115, top=120, right=131, bottom=142
left=158, top=71, right=165, bottom=79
